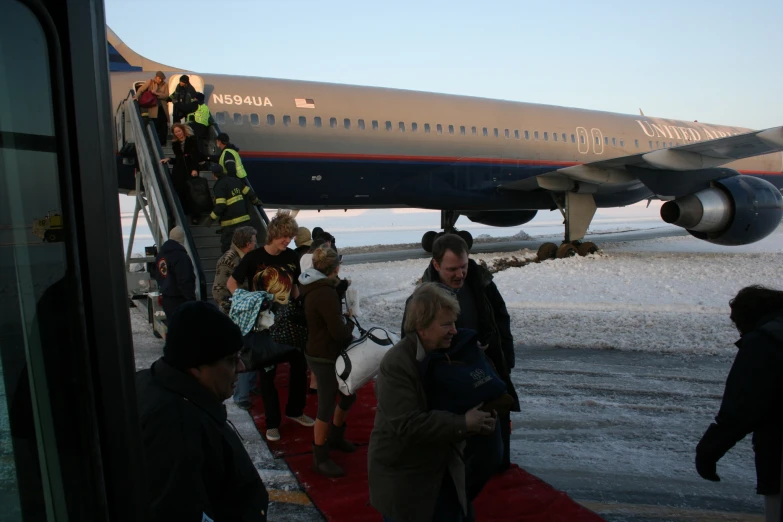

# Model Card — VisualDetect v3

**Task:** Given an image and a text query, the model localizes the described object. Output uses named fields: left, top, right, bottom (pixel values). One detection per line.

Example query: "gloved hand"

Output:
left=203, top=216, right=214, bottom=228
left=251, top=197, right=262, bottom=206
left=695, top=454, right=720, bottom=482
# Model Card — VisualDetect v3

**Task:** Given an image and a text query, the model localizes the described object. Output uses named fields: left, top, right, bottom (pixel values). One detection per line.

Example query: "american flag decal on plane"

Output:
left=295, top=98, right=315, bottom=108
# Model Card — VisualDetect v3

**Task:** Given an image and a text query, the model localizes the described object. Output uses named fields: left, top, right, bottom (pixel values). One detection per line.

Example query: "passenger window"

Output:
left=595, top=136, right=600, bottom=145
left=358, top=119, right=365, bottom=130
left=580, top=135, right=585, bottom=144
left=437, top=124, right=443, bottom=135
left=553, top=133, right=558, bottom=142
left=634, top=139, right=639, bottom=148
left=266, top=114, right=274, bottom=126
left=448, top=125, right=454, bottom=135
left=604, top=136, right=609, bottom=145
left=534, top=131, right=539, bottom=140
left=399, top=122, right=405, bottom=132
left=344, top=118, right=351, bottom=129
left=571, top=134, right=576, bottom=143
left=385, top=121, right=392, bottom=131
left=372, top=120, right=378, bottom=130
left=544, top=132, right=549, bottom=141
left=562, top=133, right=567, bottom=142
left=234, top=113, right=243, bottom=125
left=612, top=137, right=616, bottom=146
left=460, top=125, right=466, bottom=135
left=514, top=130, right=520, bottom=139
left=330, top=117, right=337, bottom=128
left=471, top=126, right=477, bottom=136
left=424, top=123, right=431, bottom=133
left=299, top=116, right=306, bottom=127
left=493, top=128, right=498, bottom=138
left=524, top=130, right=529, bottom=140
left=504, top=129, right=510, bottom=138
left=649, top=141, right=653, bottom=149
left=250, top=113, right=260, bottom=126
left=282, top=115, right=291, bottom=127
left=620, top=139, right=624, bottom=147
left=482, top=127, right=488, bottom=137
left=314, top=116, right=322, bottom=128
left=412, top=122, right=418, bottom=132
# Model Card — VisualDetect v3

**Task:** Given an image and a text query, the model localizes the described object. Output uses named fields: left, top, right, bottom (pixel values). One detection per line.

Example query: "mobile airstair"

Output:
left=116, top=90, right=269, bottom=337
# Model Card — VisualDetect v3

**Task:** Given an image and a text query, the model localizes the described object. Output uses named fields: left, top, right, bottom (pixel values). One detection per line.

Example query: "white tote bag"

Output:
left=335, top=319, right=399, bottom=395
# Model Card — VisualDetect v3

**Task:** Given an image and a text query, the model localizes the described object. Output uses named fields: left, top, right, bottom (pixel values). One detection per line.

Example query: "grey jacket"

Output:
left=368, top=334, right=469, bottom=522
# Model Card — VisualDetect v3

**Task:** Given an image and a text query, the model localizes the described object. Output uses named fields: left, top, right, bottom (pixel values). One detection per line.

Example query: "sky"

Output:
left=105, top=0, right=782, bottom=129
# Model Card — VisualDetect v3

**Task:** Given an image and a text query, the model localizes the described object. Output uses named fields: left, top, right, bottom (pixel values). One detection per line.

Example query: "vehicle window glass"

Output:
left=299, top=116, right=306, bottom=127
left=534, top=131, right=539, bottom=140
left=544, top=132, right=548, bottom=141
left=358, top=119, right=365, bottom=130
left=604, top=136, right=609, bottom=145
left=330, top=117, right=337, bottom=128
left=216, top=112, right=226, bottom=124
left=233, top=113, right=243, bottom=125
left=482, top=127, right=488, bottom=137
left=571, top=134, right=575, bottom=143
left=437, top=124, right=443, bottom=135
left=448, top=125, right=454, bottom=135
left=514, top=130, right=520, bottom=139
left=425, top=123, right=431, bottom=133
left=412, top=122, right=418, bottom=132
left=399, top=122, right=405, bottom=132
left=524, top=130, right=529, bottom=140
left=553, top=133, right=558, bottom=142
left=471, top=126, right=477, bottom=136
left=385, top=121, right=392, bottom=131
left=504, top=129, right=510, bottom=138
left=493, top=128, right=498, bottom=138
left=283, top=115, right=291, bottom=127
left=460, top=125, right=466, bottom=136
left=562, top=133, right=567, bottom=142
left=372, top=120, right=378, bottom=130
left=612, top=137, right=616, bottom=146
left=266, top=114, right=274, bottom=126
left=344, top=118, right=351, bottom=129
left=314, top=116, right=322, bottom=128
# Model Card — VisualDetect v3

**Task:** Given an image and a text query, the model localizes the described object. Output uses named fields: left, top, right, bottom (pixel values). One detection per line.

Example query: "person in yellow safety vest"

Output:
left=215, top=132, right=247, bottom=179
left=186, top=92, right=211, bottom=160
left=205, top=164, right=261, bottom=253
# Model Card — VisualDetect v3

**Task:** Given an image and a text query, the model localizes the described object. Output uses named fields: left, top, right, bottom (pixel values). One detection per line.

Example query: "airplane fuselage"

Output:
left=111, top=71, right=783, bottom=213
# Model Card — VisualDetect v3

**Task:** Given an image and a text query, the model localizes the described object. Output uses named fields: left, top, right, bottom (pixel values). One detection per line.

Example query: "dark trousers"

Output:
left=498, top=410, right=511, bottom=472
left=161, top=295, right=188, bottom=321
left=259, top=349, right=308, bottom=429
left=189, top=122, right=209, bottom=159
left=155, top=104, right=168, bottom=145
left=220, top=225, right=239, bottom=253
left=382, top=471, right=469, bottom=522
left=464, top=425, right=503, bottom=501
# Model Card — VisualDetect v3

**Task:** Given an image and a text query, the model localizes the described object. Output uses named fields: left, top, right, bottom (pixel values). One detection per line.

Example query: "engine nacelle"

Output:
left=465, top=210, right=538, bottom=227
left=660, top=175, right=783, bottom=246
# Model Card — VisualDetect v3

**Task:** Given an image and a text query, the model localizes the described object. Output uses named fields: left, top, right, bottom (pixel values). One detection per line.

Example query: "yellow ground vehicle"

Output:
left=32, top=211, right=64, bottom=242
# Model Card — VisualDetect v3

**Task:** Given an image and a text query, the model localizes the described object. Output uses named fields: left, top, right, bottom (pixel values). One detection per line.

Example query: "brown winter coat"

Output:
left=135, top=78, right=169, bottom=119
left=299, top=274, right=353, bottom=360
left=368, top=334, right=469, bottom=522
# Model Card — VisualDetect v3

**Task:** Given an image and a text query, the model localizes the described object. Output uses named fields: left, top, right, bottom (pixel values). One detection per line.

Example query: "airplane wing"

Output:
left=504, top=125, right=783, bottom=192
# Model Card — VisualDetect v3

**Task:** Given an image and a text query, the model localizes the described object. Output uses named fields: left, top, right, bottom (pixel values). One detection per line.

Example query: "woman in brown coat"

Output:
left=135, top=71, right=170, bottom=144
left=298, top=246, right=355, bottom=477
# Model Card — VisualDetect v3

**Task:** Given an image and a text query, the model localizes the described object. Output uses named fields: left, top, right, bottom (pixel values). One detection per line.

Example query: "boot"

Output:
left=328, top=422, right=356, bottom=453
left=312, top=442, right=344, bottom=478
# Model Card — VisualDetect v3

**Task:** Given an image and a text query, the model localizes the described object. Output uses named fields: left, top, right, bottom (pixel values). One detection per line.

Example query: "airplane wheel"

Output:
left=421, top=230, right=437, bottom=252
left=577, top=241, right=598, bottom=256
left=556, top=243, right=578, bottom=259
left=457, top=230, right=474, bottom=250
left=537, top=242, right=558, bottom=261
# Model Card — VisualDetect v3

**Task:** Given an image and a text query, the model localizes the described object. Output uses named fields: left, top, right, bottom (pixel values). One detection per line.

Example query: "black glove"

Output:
left=204, top=216, right=214, bottom=228
left=695, top=454, right=720, bottom=482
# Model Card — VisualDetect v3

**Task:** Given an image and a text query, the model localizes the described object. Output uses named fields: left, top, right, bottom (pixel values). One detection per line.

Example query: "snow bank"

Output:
left=344, top=229, right=783, bottom=355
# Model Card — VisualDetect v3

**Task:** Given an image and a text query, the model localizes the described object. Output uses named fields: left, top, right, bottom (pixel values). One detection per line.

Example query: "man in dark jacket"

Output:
left=136, top=301, right=269, bottom=521
left=401, top=233, right=520, bottom=475
left=154, top=226, right=196, bottom=319
left=171, top=74, right=197, bottom=123
left=206, top=164, right=260, bottom=253
left=696, top=285, right=783, bottom=521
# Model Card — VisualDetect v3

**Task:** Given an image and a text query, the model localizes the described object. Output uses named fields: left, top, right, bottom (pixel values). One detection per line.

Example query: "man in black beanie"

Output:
left=171, top=74, right=197, bottom=123
left=136, top=301, right=269, bottom=521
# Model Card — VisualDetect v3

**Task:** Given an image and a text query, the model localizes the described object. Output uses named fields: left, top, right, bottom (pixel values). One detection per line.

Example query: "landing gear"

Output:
left=536, top=193, right=601, bottom=261
left=420, top=210, right=473, bottom=253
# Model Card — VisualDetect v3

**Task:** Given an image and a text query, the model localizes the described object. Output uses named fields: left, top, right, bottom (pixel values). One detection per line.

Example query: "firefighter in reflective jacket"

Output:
left=214, top=132, right=247, bottom=179
left=206, top=164, right=260, bottom=253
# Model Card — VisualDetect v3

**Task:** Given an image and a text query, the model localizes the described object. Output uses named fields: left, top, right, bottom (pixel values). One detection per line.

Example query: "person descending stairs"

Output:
left=205, top=164, right=261, bottom=254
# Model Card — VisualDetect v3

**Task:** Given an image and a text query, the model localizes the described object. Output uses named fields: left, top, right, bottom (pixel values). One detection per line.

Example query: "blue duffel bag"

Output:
left=419, top=328, right=509, bottom=415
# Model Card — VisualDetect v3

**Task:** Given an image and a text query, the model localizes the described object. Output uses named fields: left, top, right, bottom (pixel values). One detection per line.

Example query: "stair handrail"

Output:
left=145, top=123, right=208, bottom=302
left=124, top=96, right=169, bottom=248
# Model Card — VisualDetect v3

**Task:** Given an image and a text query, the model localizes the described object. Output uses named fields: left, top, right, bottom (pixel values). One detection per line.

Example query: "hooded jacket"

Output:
left=696, top=311, right=783, bottom=495
left=298, top=268, right=354, bottom=360
left=154, top=239, right=196, bottom=300
left=136, top=358, right=269, bottom=521
left=401, top=258, right=520, bottom=411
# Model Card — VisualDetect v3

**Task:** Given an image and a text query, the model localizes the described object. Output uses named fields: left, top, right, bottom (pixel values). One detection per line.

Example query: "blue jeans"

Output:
left=233, top=371, right=256, bottom=403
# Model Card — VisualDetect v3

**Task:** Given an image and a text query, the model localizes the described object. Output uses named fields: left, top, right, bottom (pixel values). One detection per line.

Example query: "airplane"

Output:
left=108, top=28, right=783, bottom=257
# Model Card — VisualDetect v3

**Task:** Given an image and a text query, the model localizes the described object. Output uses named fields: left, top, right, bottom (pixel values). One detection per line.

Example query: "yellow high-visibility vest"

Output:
left=187, top=104, right=210, bottom=126
left=219, top=148, right=247, bottom=179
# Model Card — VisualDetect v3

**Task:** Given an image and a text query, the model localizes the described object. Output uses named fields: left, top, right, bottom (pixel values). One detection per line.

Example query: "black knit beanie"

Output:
left=163, top=301, right=243, bottom=370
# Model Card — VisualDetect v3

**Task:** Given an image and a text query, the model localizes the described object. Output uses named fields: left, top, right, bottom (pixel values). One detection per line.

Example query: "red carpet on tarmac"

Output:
left=248, top=363, right=603, bottom=521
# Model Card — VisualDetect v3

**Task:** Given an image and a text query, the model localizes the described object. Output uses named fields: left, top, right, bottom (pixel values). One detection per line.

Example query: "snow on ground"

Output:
left=343, top=228, right=783, bottom=357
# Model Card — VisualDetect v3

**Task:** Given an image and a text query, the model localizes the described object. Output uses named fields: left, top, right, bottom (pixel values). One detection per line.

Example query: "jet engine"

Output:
left=464, top=210, right=538, bottom=227
left=660, top=175, right=783, bottom=246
